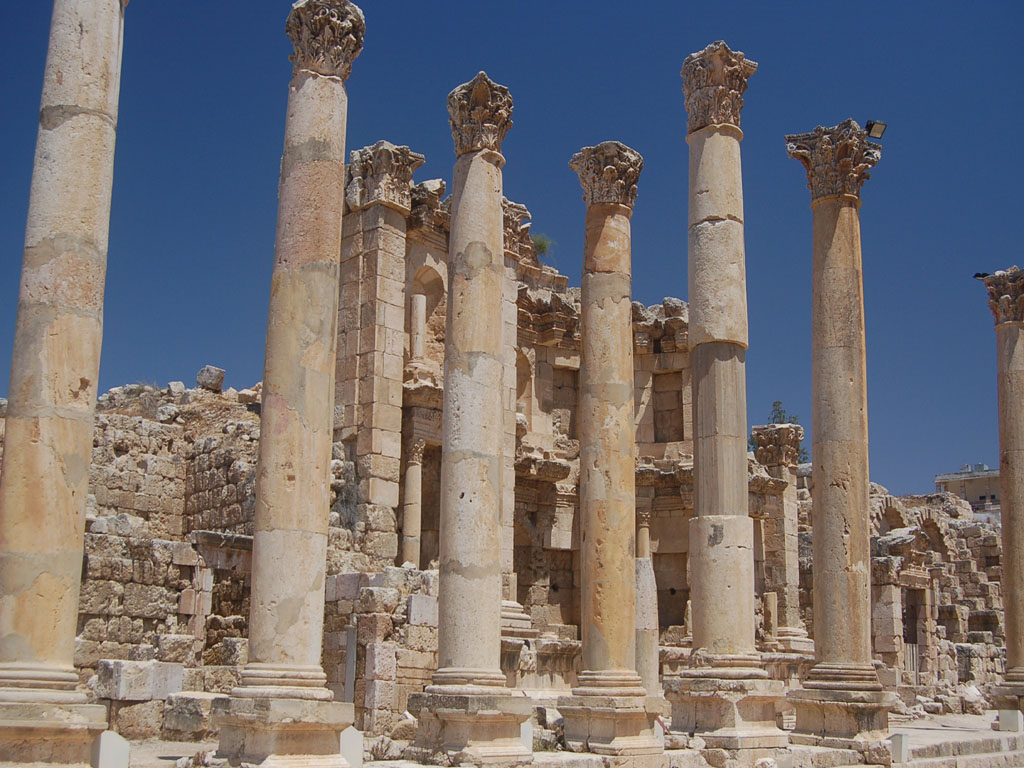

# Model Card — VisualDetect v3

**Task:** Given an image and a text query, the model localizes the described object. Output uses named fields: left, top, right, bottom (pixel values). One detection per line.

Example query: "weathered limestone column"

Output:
left=636, top=508, right=662, bottom=698
left=751, top=424, right=812, bottom=653
left=215, top=4, right=362, bottom=765
left=785, top=119, right=894, bottom=761
left=979, top=267, right=1024, bottom=719
left=410, top=294, right=427, bottom=362
left=407, top=72, right=532, bottom=767
left=664, top=41, right=788, bottom=758
left=401, top=439, right=426, bottom=568
left=0, top=0, right=126, bottom=761
left=557, top=141, right=661, bottom=755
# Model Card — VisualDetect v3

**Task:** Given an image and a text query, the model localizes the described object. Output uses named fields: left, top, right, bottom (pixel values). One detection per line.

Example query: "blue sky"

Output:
left=1, top=2, right=1021, bottom=495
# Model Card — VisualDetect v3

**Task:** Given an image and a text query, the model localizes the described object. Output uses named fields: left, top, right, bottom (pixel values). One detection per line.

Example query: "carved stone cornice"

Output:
left=286, top=0, right=365, bottom=81
left=345, top=140, right=425, bottom=214
left=979, top=266, right=1024, bottom=325
left=447, top=71, right=513, bottom=156
left=681, top=41, right=757, bottom=133
left=569, top=141, right=643, bottom=209
left=407, top=179, right=450, bottom=233
left=503, top=198, right=537, bottom=264
left=786, top=119, right=881, bottom=202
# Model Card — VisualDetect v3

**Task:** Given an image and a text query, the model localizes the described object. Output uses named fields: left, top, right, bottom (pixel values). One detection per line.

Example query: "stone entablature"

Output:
left=446, top=70, right=513, bottom=156
left=752, top=423, right=805, bottom=468
left=346, top=141, right=425, bottom=214
left=785, top=119, right=881, bottom=202
left=286, top=0, right=365, bottom=80
left=979, top=266, right=1024, bottom=325
left=681, top=40, right=757, bottom=133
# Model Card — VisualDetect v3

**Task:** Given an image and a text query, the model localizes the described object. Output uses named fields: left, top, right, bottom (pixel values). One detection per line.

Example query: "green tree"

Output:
left=530, top=232, right=554, bottom=262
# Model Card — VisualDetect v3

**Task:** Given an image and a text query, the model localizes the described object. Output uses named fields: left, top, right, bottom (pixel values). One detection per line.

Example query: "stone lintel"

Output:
left=569, top=141, right=644, bottom=209
left=978, top=266, right=1024, bottom=325
left=682, top=40, right=758, bottom=133
left=214, top=696, right=354, bottom=767
left=346, top=140, right=425, bottom=215
left=0, top=701, right=107, bottom=765
left=406, top=691, right=533, bottom=766
left=447, top=72, right=513, bottom=157
left=664, top=676, right=788, bottom=751
left=558, top=694, right=663, bottom=756
left=287, top=0, right=365, bottom=81
left=785, top=119, right=881, bottom=203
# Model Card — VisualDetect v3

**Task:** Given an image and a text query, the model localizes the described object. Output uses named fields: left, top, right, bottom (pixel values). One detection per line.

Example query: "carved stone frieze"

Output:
left=979, top=266, right=1024, bottom=325
left=447, top=71, right=513, bottom=156
left=785, top=119, right=881, bottom=202
left=286, top=0, right=365, bottom=81
left=407, top=179, right=450, bottom=233
left=681, top=40, right=757, bottom=133
left=569, top=141, right=643, bottom=209
left=503, top=197, right=537, bottom=264
left=345, top=140, right=425, bottom=214
left=751, top=423, right=804, bottom=468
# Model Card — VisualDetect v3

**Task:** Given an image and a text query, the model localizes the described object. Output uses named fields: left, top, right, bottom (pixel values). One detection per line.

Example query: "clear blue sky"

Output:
left=1, top=2, right=1021, bottom=495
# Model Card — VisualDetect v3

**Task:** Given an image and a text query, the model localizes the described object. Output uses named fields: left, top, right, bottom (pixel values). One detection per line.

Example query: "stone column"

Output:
left=751, top=424, right=812, bottom=653
left=636, top=508, right=662, bottom=698
left=401, top=439, right=426, bottom=568
left=407, top=72, right=532, bottom=766
left=557, top=141, right=660, bottom=755
left=785, top=119, right=894, bottom=761
left=0, top=0, right=126, bottom=761
left=215, top=3, right=363, bottom=765
left=979, top=267, right=1024, bottom=718
left=664, top=41, right=788, bottom=757
left=410, top=293, right=427, bottom=362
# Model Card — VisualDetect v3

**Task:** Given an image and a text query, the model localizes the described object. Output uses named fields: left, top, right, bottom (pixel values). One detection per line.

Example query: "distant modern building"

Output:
left=935, top=463, right=1001, bottom=523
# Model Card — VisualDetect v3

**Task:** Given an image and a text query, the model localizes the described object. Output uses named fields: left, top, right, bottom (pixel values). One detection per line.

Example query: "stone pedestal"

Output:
left=979, top=266, right=1024, bottom=711
left=785, top=120, right=893, bottom=761
left=407, top=692, right=532, bottom=765
left=664, top=676, right=787, bottom=751
left=215, top=697, right=354, bottom=768
left=0, top=0, right=127, bottom=760
left=557, top=141, right=661, bottom=756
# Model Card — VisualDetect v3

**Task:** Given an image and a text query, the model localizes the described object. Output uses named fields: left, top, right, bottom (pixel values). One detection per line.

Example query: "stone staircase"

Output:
left=895, top=731, right=1024, bottom=768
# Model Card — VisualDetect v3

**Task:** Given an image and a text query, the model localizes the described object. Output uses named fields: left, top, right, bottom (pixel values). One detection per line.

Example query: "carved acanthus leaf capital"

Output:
left=636, top=506, right=653, bottom=528
left=447, top=72, right=513, bottom=156
left=751, top=423, right=804, bottom=467
left=979, top=266, right=1024, bottom=325
left=569, top=141, right=644, bottom=209
left=408, top=179, right=449, bottom=232
left=681, top=41, right=757, bottom=133
left=786, top=119, right=881, bottom=202
left=346, top=141, right=425, bottom=214
left=286, top=0, right=364, bottom=80
left=406, top=439, right=427, bottom=465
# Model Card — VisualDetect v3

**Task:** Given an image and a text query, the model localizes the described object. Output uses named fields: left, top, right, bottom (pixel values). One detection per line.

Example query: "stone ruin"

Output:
left=1, top=2, right=1023, bottom=767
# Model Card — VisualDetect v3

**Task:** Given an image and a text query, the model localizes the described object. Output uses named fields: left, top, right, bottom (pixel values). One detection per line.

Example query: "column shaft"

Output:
left=410, top=293, right=427, bottom=361
left=808, top=197, right=876, bottom=680
left=240, top=58, right=349, bottom=701
left=401, top=441, right=424, bottom=569
left=578, top=202, right=642, bottom=690
left=434, top=148, right=507, bottom=689
left=0, top=0, right=125, bottom=700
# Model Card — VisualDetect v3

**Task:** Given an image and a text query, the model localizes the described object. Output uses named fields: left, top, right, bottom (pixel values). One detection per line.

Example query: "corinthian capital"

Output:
left=786, top=119, right=881, bottom=202
left=346, top=141, right=425, bottom=214
left=447, top=72, right=513, bottom=156
left=681, top=41, right=757, bottom=133
left=569, top=141, right=644, bottom=209
left=979, top=266, right=1024, bottom=325
left=751, top=423, right=804, bottom=468
left=286, top=0, right=365, bottom=81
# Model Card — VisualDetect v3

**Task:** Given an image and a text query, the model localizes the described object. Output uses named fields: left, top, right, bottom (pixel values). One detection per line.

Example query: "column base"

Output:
left=406, top=689, right=533, bottom=766
left=213, top=695, right=355, bottom=767
left=787, top=687, right=895, bottom=765
left=775, top=628, right=814, bottom=654
left=0, top=700, right=108, bottom=764
left=664, top=675, right=788, bottom=751
left=557, top=690, right=663, bottom=756
left=501, top=600, right=539, bottom=640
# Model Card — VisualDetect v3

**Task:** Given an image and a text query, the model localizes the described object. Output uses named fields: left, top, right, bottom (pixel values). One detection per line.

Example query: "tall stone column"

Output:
left=215, top=3, right=362, bottom=765
left=401, top=438, right=426, bottom=568
left=0, top=0, right=126, bottom=762
left=557, top=141, right=660, bottom=755
left=751, top=424, right=812, bottom=653
left=407, top=72, right=532, bottom=767
left=410, top=294, right=427, bottom=362
left=664, top=41, right=788, bottom=757
left=636, top=507, right=662, bottom=698
left=979, top=267, right=1024, bottom=718
left=785, top=120, right=894, bottom=761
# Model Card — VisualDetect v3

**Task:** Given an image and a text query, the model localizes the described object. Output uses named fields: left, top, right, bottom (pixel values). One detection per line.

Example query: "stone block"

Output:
left=196, top=365, right=225, bottom=392
left=357, top=587, right=400, bottom=614
left=222, top=637, right=249, bottom=666
left=95, top=659, right=184, bottom=702
left=112, top=699, right=164, bottom=739
left=365, top=680, right=396, bottom=711
left=90, top=729, right=130, bottom=768
left=162, top=691, right=227, bottom=740
left=366, top=642, right=397, bottom=680
left=407, top=594, right=439, bottom=627
left=155, top=633, right=198, bottom=664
